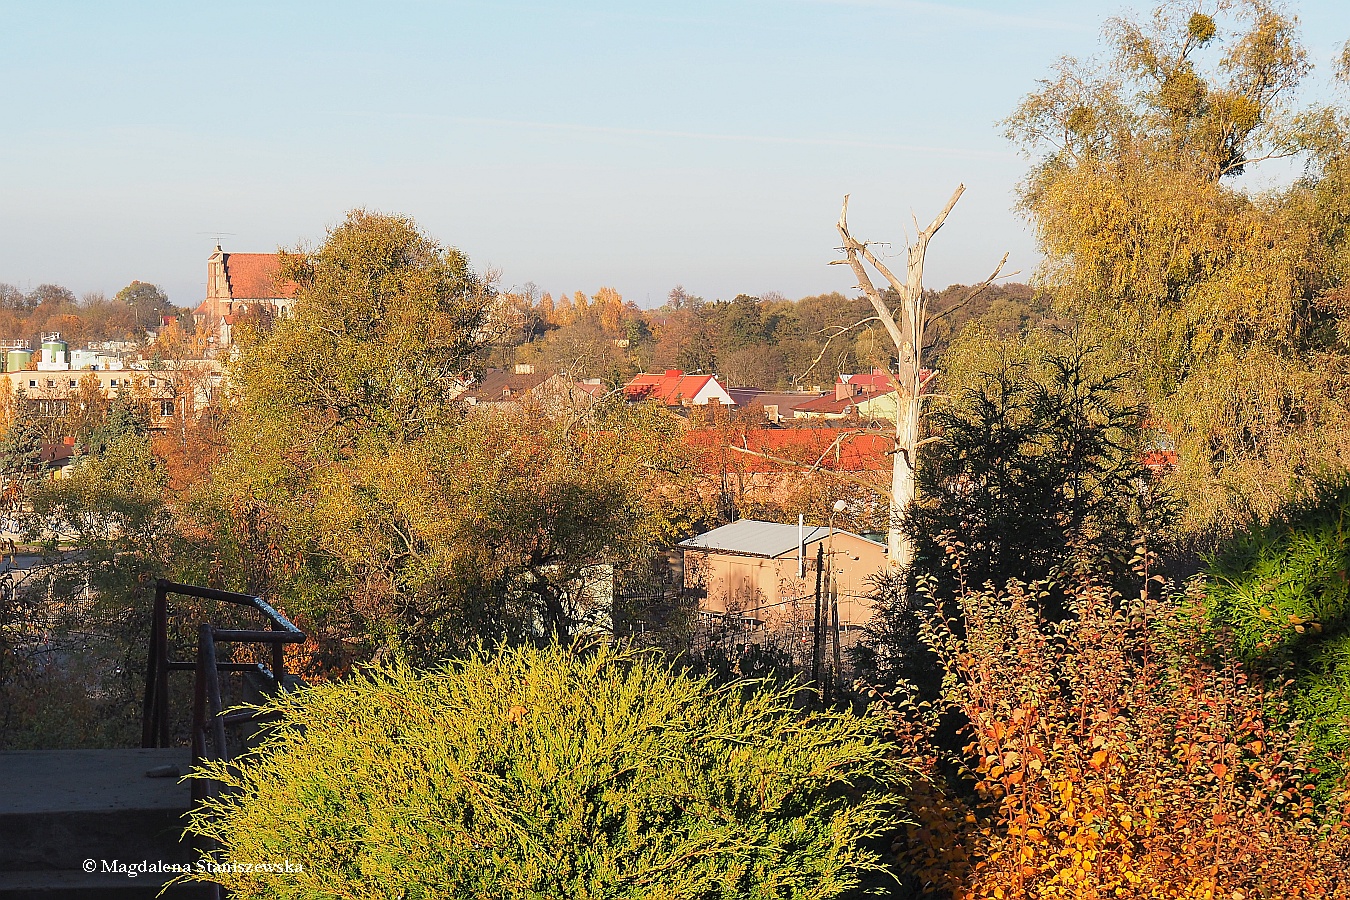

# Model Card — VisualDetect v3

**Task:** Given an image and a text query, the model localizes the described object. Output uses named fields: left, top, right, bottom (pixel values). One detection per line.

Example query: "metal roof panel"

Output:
left=678, top=519, right=882, bottom=558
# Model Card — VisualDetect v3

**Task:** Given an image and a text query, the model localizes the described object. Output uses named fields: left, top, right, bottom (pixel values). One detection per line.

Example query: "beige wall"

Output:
left=686, top=531, right=887, bottom=628
left=0, top=366, right=221, bottom=430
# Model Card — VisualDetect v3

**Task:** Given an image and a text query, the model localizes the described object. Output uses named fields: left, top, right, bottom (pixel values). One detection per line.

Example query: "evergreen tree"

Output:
left=86, top=388, right=150, bottom=458
left=0, top=391, right=45, bottom=481
left=906, top=347, right=1159, bottom=594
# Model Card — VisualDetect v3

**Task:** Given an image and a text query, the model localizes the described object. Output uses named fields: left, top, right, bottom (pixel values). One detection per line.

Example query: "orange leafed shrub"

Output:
left=877, top=571, right=1350, bottom=899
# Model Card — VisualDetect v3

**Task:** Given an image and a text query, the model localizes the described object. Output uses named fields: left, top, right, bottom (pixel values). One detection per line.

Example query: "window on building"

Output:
left=46, top=380, right=54, bottom=388
left=149, top=378, right=156, bottom=386
left=160, top=399, right=175, bottom=417
left=69, top=380, right=76, bottom=387
left=28, top=380, right=35, bottom=388
left=110, top=379, right=119, bottom=386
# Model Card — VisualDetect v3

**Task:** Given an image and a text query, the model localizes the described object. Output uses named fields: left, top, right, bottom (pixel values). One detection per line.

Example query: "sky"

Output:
left=1, top=1, right=1347, bottom=309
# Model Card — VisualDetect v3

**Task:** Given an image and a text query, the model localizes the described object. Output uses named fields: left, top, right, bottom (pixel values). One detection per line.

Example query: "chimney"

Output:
left=835, top=381, right=859, bottom=401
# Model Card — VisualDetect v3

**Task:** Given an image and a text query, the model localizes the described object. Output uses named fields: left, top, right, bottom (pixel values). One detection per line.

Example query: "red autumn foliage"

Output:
left=873, top=566, right=1350, bottom=899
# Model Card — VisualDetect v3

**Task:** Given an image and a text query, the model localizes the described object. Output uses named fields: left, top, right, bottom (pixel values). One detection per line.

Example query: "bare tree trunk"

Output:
left=834, top=187, right=1006, bottom=569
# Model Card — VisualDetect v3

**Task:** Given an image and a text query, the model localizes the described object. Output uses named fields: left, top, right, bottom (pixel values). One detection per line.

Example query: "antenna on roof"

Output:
left=196, top=231, right=237, bottom=248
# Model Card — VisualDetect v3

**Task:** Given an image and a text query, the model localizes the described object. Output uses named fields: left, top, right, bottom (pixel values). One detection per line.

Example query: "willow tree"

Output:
left=1005, top=1, right=1350, bottom=531
left=832, top=192, right=1006, bottom=568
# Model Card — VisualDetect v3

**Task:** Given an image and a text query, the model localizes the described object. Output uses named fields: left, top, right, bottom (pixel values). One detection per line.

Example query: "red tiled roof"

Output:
left=624, top=370, right=727, bottom=405
left=463, top=368, right=550, bottom=403
left=726, top=388, right=826, bottom=410
left=685, top=427, right=891, bottom=473
left=1142, top=449, right=1177, bottom=472
left=841, top=369, right=895, bottom=391
left=223, top=253, right=299, bottom=300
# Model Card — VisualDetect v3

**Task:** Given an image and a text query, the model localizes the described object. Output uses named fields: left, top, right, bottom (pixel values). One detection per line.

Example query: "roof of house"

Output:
left=624, top=370, right=732, bottom=405
left=39, top=440, right=75, bottom=467
left=684, top=426, right=891, bottom=473
left=463, top=368, right=551, bottom=403
left=679, top=519, right=884, bottom=558
left=725, top=388, right=826, bottom=410
left=792, top=392, right=894, bottom=416
left=222, top=253, right=299, bottom=300
left=841, top=369, right=895, bottom=391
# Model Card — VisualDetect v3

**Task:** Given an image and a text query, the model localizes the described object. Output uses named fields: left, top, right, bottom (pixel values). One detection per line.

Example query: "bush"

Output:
left=876, top=566, right=1350, bottom=899
left=1205, top=477, right=1350, bottom=773
left=185, top=643, right=903, bottom=899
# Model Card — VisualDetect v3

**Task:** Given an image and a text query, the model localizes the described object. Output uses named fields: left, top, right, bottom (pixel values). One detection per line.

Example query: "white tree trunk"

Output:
left=891, top=375, right=920, bottom=567
left=834, top=187, right=1006, bottom=570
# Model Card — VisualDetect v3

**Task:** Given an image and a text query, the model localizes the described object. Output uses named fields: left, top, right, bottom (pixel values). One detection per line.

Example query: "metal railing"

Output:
left=140, top=578, right=305, bottom=795
left=140, top=579, right=306, bottom=898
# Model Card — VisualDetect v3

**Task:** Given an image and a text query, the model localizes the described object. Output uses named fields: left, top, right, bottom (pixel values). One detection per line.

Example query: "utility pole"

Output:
left=827, top=499, right=846, bottom=701
left=812, top=542, right=825, bottom=697
left=831, top=577, right=842, bottom=695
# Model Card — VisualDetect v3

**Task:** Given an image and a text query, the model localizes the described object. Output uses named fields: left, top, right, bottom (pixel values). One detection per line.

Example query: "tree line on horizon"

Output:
left=493, top=280, right=1043, bottom=390
left=0, top=280, right=183, bottom=347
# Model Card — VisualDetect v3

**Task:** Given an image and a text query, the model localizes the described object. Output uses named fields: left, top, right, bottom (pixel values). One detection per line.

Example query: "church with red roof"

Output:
left=192, top=246, right=299, bottom=347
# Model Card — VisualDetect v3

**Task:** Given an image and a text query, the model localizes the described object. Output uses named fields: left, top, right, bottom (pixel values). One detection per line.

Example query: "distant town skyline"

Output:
left=2, top=0, right=1347, bottom=308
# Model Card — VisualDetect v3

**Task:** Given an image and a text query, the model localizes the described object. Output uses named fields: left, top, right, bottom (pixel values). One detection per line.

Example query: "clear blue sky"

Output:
left=1, top=1, right=1347, bottom=308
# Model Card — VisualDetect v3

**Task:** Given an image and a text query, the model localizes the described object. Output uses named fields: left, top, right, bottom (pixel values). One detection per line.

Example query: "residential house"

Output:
left=788, top=368, right=926, bottom=424
left=725, top=388, right=827, bottom=424
left=623, top=370, right=735, bottom=408
left=462, top=365, right=605, bottom=413
left=39, top=437, right=78, bottom=477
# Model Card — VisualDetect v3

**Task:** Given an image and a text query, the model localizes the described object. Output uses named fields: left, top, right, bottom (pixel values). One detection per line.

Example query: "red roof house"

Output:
left=623, top=370, right=736, bottom=407
left=684, top=426, right=891, bottom=474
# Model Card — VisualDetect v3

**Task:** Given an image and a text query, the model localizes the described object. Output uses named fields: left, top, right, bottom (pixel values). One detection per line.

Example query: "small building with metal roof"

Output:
left=678, top=519, right=886, bottom=628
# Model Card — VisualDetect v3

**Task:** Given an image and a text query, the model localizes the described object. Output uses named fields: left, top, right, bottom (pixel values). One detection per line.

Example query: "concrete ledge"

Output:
left=0, top=868, right=211, bottom=899
left=0, top=748, right=197, bottom=875
left=0, top=749, right=192, bottom=815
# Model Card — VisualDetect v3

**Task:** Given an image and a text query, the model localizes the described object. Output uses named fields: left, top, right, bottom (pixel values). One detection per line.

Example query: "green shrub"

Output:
left=1205, top=477, right=1350, bottom=771
left=185, top=643, right=903, bottom=899
left=1205, top=479, right=1350, bottom=661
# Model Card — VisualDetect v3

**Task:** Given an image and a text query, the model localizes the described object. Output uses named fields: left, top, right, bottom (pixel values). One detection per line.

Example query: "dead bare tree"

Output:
left=831, top=186, right=1007, bottom=569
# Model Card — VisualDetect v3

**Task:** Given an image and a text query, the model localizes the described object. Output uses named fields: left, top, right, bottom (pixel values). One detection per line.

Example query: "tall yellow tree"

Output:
left=1006, top=0, right=1350, bottom=531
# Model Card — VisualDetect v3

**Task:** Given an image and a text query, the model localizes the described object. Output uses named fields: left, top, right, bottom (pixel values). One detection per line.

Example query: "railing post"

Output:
left=271, top=620, right=286, bottom=691
left=191, top=624, right=208, bottom=804
left=202, top=628, right=228, bottom=759
left=156, top=581, right=170, bottom=746
left=141, top=579, right=169, bottom=748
